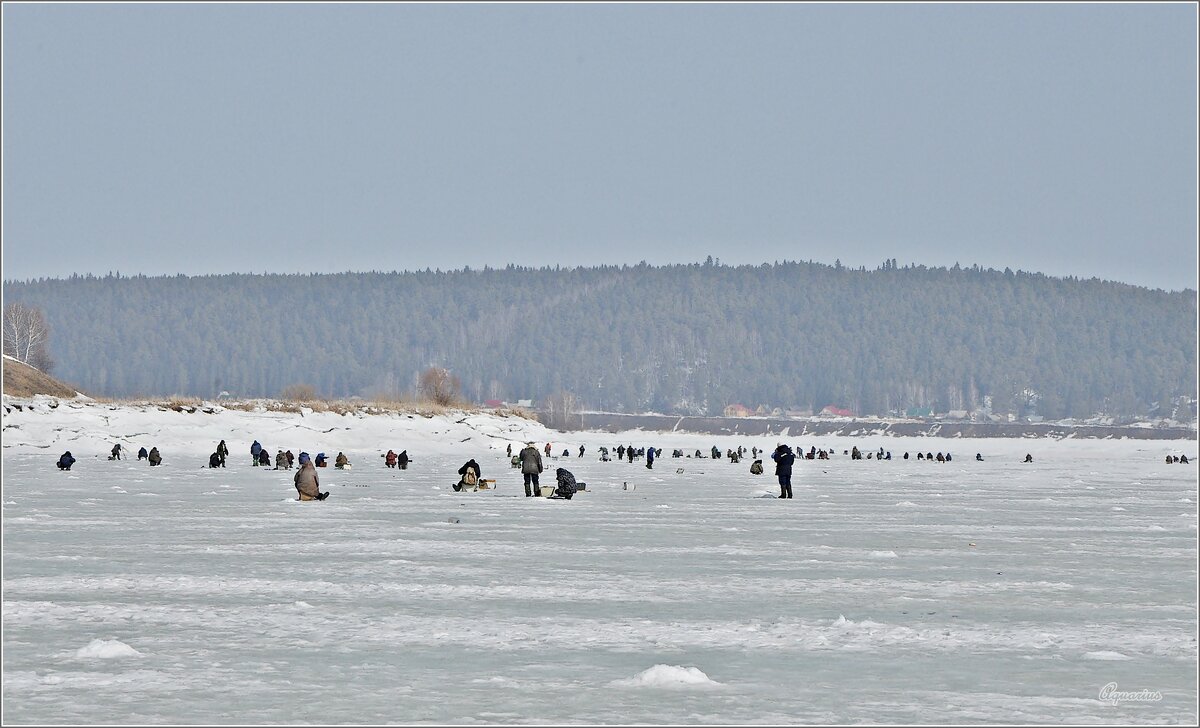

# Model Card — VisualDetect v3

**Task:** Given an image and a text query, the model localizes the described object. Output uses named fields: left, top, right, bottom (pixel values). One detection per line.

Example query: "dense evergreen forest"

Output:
left=3, top=259, right=1195, bottom=420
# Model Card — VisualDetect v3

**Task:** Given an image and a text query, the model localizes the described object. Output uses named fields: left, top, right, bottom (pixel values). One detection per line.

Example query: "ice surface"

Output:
left=2, top=399, right=1197, bottom=723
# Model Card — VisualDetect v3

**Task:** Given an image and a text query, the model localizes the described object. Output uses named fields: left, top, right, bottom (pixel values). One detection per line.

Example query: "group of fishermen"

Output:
left=59, top=443, right=159, bottom=470
left=470, top=442, right=579, bottom=498
left=55, top=437, right=1194, bottom=504
left=231, top=440, right=358, bottom=471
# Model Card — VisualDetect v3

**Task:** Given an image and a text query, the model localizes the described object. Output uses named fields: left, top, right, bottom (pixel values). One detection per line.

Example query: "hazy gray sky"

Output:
left=3, top=3, right=1197, bottom=290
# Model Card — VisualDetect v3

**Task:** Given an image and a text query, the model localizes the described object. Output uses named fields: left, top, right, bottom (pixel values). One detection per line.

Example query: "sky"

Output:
left=2, top=2, right=1197, bottom=291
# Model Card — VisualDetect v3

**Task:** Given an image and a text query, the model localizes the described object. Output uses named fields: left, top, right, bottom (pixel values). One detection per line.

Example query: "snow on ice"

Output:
left=1, top=396, right=1197, bottom=723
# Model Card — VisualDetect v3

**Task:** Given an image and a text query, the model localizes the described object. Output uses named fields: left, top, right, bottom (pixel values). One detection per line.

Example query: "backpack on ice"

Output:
left=454, top=466, right=480, bottom=492
left=750, top=459, right=763, bottom=475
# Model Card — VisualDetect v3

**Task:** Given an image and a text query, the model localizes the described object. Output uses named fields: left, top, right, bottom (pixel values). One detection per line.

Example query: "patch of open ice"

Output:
left=1082, top=651, right=1131, bottom=661
left=611, top=664, right=722, bottom=689
left=75, top=638, right=141, bottom=659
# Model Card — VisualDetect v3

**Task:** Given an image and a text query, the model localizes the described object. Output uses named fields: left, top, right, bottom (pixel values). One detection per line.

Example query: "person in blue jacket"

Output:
left=645, top=446, right=655, bottom=469
left=772, top=444, right=795, bottom=499
left=250, top=440, right=262, bottom=466
left=57, top=451, right=76, bottom=471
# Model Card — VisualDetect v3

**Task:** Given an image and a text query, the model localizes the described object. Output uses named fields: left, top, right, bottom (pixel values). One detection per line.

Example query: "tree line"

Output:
left=3, top=259, right=1195, bottom=421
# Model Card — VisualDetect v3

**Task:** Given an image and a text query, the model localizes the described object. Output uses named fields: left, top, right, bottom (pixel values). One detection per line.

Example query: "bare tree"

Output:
left=543, top=390, right=581, bottom=430
left=280, top=383, right=317, bottom=401
left=2, top=302, right=53, bottom=373
left=419, top=367, right=461, bottom=406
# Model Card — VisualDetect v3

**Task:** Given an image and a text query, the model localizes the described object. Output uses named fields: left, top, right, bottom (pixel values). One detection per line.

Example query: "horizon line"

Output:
left=3, top=258, right=1194, bottom=293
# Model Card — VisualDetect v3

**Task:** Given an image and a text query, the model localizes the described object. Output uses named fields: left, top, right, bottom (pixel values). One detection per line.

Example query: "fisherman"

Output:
left=520, top=442, right=543, bottom=497
left=455, top=458, right=480, bottom=491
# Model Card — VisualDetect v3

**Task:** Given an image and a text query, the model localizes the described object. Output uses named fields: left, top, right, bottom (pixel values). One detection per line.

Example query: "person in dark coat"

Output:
left=137, top=446, right=148, bottom=460
left=258, top=449, right=271, bottom=467
left=455, top=459, right=481, bottom=491
left=285, top=450, right=295, bottom=468
left=335, top=452, right=349, bottom=469
left=217, top=440, right=229, bottom=467
left=976, top=453, right=984, bottom=461
left=110, top=444, right=122, bottom=460
left=554, top=467, right=578, bottom=499
left=250, top=440, right=262, bottom=466
left=617, top=445, right=626, bottom=460
left=385, top=450, right=397, bottom=468
left=57, top=451, right=75, bottom=470
left=520, top=442, right=543, bottom=497
left=578, top=445, right=585, bottom=458
left=147, top=447, right=162, bottom=466
left=209, top=452, right=222, bottom=468
left=1182, top=455, right=1190, bottom=464
left=645, top=446, right=655, bottom=469
left=315, top=453, right=327, bottom=468
left=1023, top=453, right=1033, bottom=463
left=275, top=450, right=287, bottom=469
left=397, top=450, right=409, bottom=469
left=772, top=444, right=795, bottom=499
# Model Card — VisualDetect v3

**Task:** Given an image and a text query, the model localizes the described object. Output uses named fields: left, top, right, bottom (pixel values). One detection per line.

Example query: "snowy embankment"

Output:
left=3, top=395, right=1196, bottom=465
left=1, top=396, right=561, bottom=461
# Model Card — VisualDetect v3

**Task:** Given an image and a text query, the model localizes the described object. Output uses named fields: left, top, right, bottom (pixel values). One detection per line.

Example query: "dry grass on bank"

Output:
left=79, top=394, right=538, bottom=420
left=1, top=357, right=81, bottom=399
left=3, top=364, right=538, bottom=420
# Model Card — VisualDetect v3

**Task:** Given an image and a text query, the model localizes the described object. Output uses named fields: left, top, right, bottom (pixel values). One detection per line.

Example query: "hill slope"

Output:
left=2, top=356, right=82, bottom=398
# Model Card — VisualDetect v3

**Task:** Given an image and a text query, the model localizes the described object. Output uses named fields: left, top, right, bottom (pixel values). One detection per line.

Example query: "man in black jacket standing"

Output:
left=772, top=444, right=795, bottom=499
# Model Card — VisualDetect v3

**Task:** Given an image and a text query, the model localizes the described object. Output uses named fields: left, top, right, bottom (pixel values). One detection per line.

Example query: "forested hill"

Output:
left=4, top=260, right=1195, bottom=420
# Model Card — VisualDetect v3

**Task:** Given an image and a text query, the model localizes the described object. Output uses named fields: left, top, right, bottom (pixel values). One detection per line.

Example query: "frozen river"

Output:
left=3, top=422, right=1197, bottom=724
